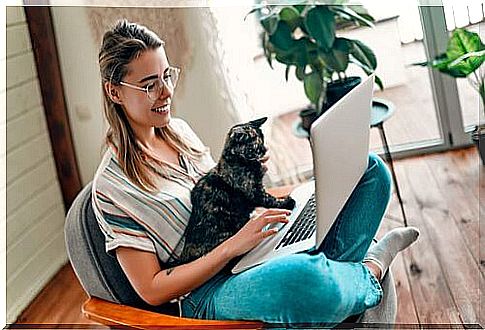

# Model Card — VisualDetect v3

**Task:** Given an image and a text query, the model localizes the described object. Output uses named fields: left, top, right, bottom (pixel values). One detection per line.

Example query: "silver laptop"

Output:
left=232, top=74, right=375, bottom=274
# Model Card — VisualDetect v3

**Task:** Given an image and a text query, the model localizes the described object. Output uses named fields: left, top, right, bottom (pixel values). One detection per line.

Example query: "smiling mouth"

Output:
left=152, top=104, right=170, bottom=113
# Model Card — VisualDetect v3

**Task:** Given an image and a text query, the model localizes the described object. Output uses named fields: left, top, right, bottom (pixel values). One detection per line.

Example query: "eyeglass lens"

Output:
left=147, top=67, right=179, bottom=100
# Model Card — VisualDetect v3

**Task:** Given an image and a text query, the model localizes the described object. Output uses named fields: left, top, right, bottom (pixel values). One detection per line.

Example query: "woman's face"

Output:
left=112, top=47, right=174, bottom=135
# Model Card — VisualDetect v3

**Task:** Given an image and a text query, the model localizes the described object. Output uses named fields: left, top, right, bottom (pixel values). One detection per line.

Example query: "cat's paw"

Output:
left=281, top=196, right=296, bottom=210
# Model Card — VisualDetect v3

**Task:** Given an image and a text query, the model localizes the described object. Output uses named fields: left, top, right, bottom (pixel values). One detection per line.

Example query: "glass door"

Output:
left=419, top=1, right=484, bottom=151
left=344, top=1, right=448, bottom=157
left=441, top=0, right=484, bottom=132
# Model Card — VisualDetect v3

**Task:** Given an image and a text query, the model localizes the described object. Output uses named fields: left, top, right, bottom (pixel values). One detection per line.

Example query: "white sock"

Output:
left=363, top=227, right=420, bottom=281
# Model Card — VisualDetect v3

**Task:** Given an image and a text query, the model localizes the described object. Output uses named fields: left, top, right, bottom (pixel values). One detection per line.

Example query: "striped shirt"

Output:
left=91, top=118, right=216, bottom=265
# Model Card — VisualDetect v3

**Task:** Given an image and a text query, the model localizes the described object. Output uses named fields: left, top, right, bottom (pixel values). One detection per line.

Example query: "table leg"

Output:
left=376, top=123, right=408, bottom=227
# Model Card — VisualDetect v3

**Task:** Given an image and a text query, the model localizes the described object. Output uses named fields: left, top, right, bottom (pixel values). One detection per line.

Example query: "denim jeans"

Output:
left=181, top=153, right=392, bottom=327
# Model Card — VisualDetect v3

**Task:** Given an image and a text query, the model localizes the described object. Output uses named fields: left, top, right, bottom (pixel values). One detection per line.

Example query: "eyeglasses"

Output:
left=119, top=66, right=180, bottom=101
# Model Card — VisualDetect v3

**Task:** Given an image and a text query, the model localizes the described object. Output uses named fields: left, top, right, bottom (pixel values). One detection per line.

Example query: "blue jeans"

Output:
left=181, top=153, right=392, bottom=327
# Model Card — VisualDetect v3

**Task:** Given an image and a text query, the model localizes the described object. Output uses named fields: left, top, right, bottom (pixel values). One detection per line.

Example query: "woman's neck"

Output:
left=135, top=129, right=181, bottom=165
left=134, top=127, right=159, bottom=151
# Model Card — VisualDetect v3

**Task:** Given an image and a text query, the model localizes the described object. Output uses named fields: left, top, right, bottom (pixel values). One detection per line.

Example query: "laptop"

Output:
left=232, top=74, right=375, bottom=274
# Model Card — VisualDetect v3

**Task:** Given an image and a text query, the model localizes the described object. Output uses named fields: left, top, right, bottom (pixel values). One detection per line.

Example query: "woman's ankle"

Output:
left=363, top=260, right=382, bottom=282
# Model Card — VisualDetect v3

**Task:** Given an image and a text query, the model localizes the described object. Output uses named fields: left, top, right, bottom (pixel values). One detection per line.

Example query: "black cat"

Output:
left=179, top=117, right=296, bottom=264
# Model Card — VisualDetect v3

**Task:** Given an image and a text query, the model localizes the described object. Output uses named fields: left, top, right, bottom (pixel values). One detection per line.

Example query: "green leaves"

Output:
left=279, top=6, right=300, bottom=30
left=304, top=6, right=335, bottom=51
left=260, top=13, right=279, bottom=35
left=304, top=71, right=323, bottom=105
left=430, top=54, right=468, bottom=78
left=251, top=3, right=380, bottom=107
left=446, top=28, right=485, bottom=76
left=296, top=65, right=306, bottom=81
left=447, top=28, right=482, bottom=59
left=415, top=28, right=485, bottom=78
left=329, top=6, right=375, bottom=28
left=269, top=21, right=294, bottom=52
left=350, top=39, right=377, bottom=70
left=319, top=38, right=350, bottom=72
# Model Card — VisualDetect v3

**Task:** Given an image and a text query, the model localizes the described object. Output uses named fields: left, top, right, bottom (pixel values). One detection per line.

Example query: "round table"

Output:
left=292, top=97, right=408, bottom=226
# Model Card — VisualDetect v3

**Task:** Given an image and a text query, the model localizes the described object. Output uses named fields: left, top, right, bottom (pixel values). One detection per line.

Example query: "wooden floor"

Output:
left=13, top=143, right=484, bottom=328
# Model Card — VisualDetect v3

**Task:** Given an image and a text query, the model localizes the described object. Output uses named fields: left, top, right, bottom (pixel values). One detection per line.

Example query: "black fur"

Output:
left=179, top=117, right=295, bottom=264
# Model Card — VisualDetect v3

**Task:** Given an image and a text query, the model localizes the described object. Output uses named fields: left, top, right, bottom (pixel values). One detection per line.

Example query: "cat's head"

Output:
left=221, top=117, right=268, bottom=164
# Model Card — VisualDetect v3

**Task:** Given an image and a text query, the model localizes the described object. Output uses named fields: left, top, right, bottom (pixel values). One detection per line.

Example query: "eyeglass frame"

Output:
left=118, top=66, right=181, bottom=101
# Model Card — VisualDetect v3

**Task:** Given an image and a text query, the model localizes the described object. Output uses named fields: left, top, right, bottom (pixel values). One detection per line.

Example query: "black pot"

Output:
left=472, top=125, right=485, bottom=166
left=299, top=76, right=363, bottom=133
left=323, top=76, right=362, bottom=112
left=299, top=106, right=318, bottom=132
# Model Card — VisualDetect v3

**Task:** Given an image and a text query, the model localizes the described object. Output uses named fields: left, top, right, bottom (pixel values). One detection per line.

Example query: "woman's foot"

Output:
left=363, top=226, right=420, bottom=281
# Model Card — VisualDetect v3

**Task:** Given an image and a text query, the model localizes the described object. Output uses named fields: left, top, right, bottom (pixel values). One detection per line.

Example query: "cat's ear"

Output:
left=248, top=117, right=267, bottom=128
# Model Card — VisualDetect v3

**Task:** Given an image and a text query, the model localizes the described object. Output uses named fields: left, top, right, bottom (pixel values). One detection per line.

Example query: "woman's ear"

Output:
left=104, top=82, right=122, bottom=104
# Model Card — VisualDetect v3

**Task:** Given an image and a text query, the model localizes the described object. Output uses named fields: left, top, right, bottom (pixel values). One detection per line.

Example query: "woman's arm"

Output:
left=116, top=208, right=291, bottom=306
left=116, top=241, right=231, bottom=306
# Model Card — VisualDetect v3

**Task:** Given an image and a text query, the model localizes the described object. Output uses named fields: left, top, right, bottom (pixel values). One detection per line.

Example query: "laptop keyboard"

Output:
left=275, top=193, right=316, bottom=250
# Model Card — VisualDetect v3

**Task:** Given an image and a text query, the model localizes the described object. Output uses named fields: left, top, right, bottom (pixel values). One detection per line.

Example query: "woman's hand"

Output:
left=223, top=208, right=291, bottom=259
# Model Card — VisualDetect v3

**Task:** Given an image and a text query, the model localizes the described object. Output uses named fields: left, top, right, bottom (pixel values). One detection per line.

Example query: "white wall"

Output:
left=50, top=7, right=105, bottom=185
left=174, top=7, right=242, bottom=158
left=5, top=6, right=67, bottom=323
left=50, top=6, right=243, bottom=174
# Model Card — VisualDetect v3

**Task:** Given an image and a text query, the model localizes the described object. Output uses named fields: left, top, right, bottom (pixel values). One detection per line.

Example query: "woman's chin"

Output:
left=153, top=111, right=171, bottom=127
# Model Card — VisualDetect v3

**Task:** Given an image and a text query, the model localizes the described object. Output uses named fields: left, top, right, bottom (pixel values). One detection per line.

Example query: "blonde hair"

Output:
left=99, top=19, right=204, bottom=191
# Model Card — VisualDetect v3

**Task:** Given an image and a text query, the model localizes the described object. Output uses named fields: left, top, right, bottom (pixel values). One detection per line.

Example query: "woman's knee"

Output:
left=366, top=153, right=392, bottom=198
left=271, top=256, right=344, bottom=310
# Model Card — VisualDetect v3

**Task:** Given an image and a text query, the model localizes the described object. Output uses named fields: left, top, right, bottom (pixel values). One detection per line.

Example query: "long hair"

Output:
left=98, top=19, right=205, bottom=191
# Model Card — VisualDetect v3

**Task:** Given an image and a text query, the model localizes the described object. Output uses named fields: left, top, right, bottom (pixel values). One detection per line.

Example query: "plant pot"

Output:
left=299, top=76, right=363, bottom=132
left=324, top=76, right=362, bottom=112
left=299, top=106, right=318, bottom=132
left=472, top=125, right=485, bottom=166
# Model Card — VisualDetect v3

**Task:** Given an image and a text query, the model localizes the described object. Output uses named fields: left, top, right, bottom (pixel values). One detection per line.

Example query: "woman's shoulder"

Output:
left=170, top=117, right=196, bottom=137
left=170, top=117, right=206, bottom=149
left=92, top=149, right=130, bottom=197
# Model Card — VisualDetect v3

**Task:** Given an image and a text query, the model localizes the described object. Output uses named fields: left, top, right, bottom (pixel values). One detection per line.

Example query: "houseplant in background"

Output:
left=249, top=2, right=383, bottom=131
left=414, top=28, right=485, bottom=164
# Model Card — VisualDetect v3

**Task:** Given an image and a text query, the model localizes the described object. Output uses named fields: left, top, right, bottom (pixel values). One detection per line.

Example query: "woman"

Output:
left=92, top=19, right=419, bottom=326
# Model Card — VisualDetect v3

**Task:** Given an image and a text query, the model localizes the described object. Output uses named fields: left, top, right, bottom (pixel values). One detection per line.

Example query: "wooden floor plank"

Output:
left=15, top=264, right=101, bottom=327
left=425, top=150, right=482, bottom=273
left=403, top=156, right=482, bottom=324
left=447, top=149, right=485, bottom=325
left=392, top=250, right=420, bottom=325
left=390, top=157, right=463, bottom=325
left=449, top=148, right=480, bottom=203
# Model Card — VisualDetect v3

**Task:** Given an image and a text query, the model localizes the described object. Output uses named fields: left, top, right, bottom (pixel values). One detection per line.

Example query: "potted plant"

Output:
left=414, top=28, right=485, bottom=164
left=249, top=2, right=383, bottom=130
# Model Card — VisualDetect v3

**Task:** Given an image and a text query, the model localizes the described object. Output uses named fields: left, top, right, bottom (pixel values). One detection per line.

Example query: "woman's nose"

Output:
left=160, top=81, right=173, bottom=100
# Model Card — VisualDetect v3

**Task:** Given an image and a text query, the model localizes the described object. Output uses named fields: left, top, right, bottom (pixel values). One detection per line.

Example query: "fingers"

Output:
left=260, top=208, right=292, bottom=217
left=250, top=208, right=290, bottom=222
left=261, top=228, right=279, bottom=238
left=263, top=214, right=289, bottom=226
